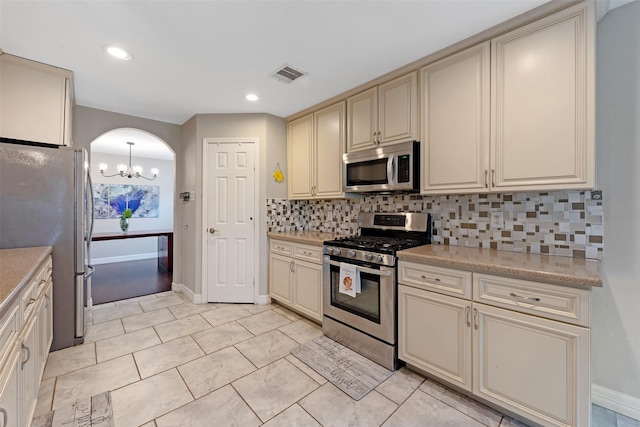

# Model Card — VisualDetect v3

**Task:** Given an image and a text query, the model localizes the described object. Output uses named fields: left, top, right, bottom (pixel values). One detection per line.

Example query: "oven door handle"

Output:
left=323, top=258, right=392, bottom=277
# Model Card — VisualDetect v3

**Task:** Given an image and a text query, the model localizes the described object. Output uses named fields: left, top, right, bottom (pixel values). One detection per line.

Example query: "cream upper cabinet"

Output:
left=491, top=2, right=594, bottom=191
left=420, top=3, right=594, bottom=195
left=0, top=54, right=74, bottom=146
left=347, top=72, right=418, bottom=152
left=347, top=87, right=378, bottom=152
left=314, top=102, right=346, bottom=198
left=288, top=102, right=345, bottom=200
left=421, top=42, right=490, bottom=194
left=288, top=114, right=314, bottom=199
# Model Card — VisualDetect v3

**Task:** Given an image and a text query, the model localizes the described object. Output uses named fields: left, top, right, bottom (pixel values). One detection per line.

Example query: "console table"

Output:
left=91, top=230, right=173, bottom=273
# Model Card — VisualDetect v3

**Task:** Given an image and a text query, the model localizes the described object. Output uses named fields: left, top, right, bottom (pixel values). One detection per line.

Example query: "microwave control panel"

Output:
left=397, top=154, right=410, bottom=183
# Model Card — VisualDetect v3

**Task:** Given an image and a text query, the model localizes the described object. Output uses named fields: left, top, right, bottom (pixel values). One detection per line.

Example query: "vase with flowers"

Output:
left=120, top=208, right=132, bottom=232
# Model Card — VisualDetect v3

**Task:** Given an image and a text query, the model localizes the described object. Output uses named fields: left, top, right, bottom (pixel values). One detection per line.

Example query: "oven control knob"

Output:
left=364, top=253, right=373, bottom=261
left=347, top=250, right=356, bottom=258
left=374, top=255, right=384, bottom=262
left=333, top=248, right=341, bottom=256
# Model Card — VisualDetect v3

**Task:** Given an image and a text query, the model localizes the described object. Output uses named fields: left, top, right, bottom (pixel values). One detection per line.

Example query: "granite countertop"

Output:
left=0, top=246, right=53, bottom=318
left=267, top=231, right=339, bottom=246
left=398, top=244, right=602, bottom=288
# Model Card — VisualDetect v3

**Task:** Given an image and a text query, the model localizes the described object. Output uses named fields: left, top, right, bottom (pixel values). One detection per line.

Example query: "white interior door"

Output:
left=207, top=141, right=255, bottom=303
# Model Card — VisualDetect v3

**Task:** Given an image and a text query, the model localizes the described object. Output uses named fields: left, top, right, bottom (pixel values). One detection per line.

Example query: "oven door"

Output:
left=322, top=255, right=395, bottom=344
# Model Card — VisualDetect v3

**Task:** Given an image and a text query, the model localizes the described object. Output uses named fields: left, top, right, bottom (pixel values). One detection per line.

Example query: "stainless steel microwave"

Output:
left=343, top=141, right=420, bottom=193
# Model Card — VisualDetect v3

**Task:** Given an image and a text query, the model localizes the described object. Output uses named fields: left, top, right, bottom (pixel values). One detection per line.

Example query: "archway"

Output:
left=88, top=128, right=176, bottom=306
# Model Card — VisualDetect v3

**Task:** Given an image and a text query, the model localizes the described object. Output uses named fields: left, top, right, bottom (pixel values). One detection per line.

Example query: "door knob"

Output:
left=209, top=228, right=217, bottom=234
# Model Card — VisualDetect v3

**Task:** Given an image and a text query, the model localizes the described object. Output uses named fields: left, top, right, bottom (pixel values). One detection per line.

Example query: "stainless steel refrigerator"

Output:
left=0, top=137, right=94, bottom=351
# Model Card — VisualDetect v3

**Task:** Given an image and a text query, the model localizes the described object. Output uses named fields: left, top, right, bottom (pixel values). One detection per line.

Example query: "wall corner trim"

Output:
left=256, top=294, right=271, bottom=305
left=592, top=383, right=640, bottom=421
left=172, top=282, right=202, bottom=303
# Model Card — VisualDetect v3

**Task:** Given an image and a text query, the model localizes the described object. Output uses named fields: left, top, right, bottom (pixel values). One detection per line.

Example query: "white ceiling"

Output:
left=1, top=0, right=560, bottom=127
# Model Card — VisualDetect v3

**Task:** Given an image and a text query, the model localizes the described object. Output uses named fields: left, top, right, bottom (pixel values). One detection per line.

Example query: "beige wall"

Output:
left=594, top=0, right=640, bottom=414
left=179, top=113, right=287, bottom=297
left=73, top=105, right=183, bottom=280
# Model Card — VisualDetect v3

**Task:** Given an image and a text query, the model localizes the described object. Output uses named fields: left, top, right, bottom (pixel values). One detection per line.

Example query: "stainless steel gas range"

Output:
left=322, top=212, right=432, bottom=371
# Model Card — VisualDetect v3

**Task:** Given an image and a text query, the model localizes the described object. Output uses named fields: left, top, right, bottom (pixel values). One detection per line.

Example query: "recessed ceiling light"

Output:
left=246, top=94, right=259, bottom=101
left=102, top=45, right=133, bottom=60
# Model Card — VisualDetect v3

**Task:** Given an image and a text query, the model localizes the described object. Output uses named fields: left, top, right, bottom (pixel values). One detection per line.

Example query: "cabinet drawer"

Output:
left=270, top=240, right=293, bottom=256
left=20, top=278, right=39, bottom=324
left=294, top=244, right=322, bottom=263
left=0, top=305, right=19, bottom=361
left=473, top=273, right=590, bottom=327
left=399, top=261, right=472, bottom=299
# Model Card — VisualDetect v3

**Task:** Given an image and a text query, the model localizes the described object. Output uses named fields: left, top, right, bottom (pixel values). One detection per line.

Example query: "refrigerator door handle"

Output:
left=85, top=265, right=95, bottom=278
left=87, top=169, right=95, bottom=242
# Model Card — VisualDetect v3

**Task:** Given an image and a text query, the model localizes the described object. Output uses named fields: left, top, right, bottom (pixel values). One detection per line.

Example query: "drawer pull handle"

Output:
left=465, top=306, right=471, bottom=327
left=509, top=292, right=541, bottom=302
left=26, top=298, right=36, bottom=308
left=45, top=294, right=51, bottom=308
left=0, top=407, right=7, bottom=427
left=473, top=308, right=479, bottom=330
left=420, top=275, right=440, bottom=282
left=21, top=343, right=30, bottom=369
left=40, top=278, right=46, bottom=284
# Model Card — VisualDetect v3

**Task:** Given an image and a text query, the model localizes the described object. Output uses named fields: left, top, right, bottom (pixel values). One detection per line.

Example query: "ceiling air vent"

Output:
left=271, top=64, right=307, bottom=84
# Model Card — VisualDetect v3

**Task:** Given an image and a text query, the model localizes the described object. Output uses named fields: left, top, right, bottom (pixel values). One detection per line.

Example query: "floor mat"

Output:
left=290, top=335, right=393, bottom=400
left=31, top=391, right=114, bottom=427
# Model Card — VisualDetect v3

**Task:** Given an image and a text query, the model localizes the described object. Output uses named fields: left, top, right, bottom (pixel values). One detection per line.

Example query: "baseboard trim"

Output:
left=171, top=282, right=202, bottom=304
left=593, top=384, right=640, bottom=421
left=256, top=294, right=271, bottom=305
left=91, top=253, right=157, bottom=265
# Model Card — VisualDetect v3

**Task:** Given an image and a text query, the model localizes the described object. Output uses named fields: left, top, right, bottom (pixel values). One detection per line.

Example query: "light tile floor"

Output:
left=34, top=291, right=638, bottom=427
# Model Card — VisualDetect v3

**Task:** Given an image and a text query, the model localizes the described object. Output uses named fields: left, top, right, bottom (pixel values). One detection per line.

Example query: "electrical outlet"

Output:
left=490, top=211, right=504, bottom=228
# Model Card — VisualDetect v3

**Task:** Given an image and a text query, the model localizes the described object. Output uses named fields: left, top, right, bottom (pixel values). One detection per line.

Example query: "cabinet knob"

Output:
left=208, top=228, right=217, bottom=234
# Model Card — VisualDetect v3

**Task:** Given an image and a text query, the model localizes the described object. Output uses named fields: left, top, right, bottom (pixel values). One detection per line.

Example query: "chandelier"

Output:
left=98, top=142, right=158, bottom=180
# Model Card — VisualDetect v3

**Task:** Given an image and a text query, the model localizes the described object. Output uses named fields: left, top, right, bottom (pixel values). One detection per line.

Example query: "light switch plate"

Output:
left=490, top=211, right=504, bottom=228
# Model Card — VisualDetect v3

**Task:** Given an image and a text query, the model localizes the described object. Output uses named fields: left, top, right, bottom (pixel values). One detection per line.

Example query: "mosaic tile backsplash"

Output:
left=266, top=190, right=604, bottom=260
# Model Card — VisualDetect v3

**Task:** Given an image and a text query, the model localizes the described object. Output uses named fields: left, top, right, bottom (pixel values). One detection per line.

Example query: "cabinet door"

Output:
left=37, top=281, right=53, bottom=380
left=0, top=345, right=21, bottom=427
left=292, top=260, right=322, bottom=322
left=378, top=72, right=418, bottom=146
left=314, top=102, right=346, bottom=199
left=20, top=317, right=38, bottom=427
left=473, top=303, right=590, bottom=427
left=287, top=114, right=314, bottom=199
left=269, top=253, right=292, bottom=305
left=0, top=55, right=72, bottom=146
left=398, top=285, right=471, bottom=391
left=491, top=3, right=594, bottom=191
left=421, top=43, right=490, bottom=194
left=347, top=87, right=378, bottom=152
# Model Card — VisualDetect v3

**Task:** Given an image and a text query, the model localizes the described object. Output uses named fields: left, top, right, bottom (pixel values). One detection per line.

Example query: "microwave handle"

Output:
left=387, top=154, right=395, bottom=186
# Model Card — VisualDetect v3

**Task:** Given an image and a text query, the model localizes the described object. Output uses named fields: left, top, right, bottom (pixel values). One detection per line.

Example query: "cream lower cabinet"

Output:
left=398, top=284, right=472, bottom=391
left=269, top=239, right=322, bottom=322
left=0, top=254, right=53, bottom=427
left=398, top=260, right=590, bottom=427
left=473, top=303, right=590, bottom=427
left=0, top=345, right=21, bottom=427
